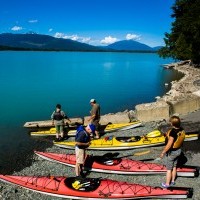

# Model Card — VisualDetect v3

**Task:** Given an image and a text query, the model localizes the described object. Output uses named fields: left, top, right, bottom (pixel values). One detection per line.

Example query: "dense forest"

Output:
left=158, top=0, right=200, bottom=65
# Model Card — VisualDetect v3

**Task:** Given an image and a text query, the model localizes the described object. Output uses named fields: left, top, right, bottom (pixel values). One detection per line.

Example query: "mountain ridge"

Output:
left=0, top=33, right=162, bottom=52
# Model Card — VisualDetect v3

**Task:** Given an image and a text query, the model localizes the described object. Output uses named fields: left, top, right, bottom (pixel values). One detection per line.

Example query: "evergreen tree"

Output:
left=158, top=0, right=200, bottom=65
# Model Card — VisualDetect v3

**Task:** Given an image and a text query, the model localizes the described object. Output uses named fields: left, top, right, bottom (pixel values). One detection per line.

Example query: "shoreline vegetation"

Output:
left=0, top=46, right=158, bottom=53
left=0, top=61, right=200, bottom=200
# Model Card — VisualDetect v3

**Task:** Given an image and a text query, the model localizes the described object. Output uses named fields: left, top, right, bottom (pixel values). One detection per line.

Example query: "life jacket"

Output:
left=53, top=110, right=64, bottom=120
left=166, top=128, right=185, bottom=149
left=75, top=125, right=90, bottom=143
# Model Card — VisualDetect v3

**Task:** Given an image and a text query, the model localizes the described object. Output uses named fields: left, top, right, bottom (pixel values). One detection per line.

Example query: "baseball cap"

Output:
left=90, top=99, right=96, bottom=103
left=88, top=124, right=96, bottom=134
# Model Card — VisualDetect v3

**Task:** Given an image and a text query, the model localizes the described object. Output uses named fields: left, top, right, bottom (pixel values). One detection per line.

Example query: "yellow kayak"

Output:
left=30, top=121, right=142, bottom=136
left=54, top=130, right=199, bottom=150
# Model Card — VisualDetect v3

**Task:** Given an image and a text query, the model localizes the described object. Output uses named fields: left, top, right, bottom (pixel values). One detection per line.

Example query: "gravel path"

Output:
left=0, top=111, right=200, bottom=200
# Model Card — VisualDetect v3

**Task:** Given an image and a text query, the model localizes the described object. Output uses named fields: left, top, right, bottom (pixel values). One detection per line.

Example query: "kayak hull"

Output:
left=54, top=131, right=198, bottom=150
left=35, top=151, right=198, bottom=177
left=30, top=121, right=142, bottom=137
left=0, top=175, right=192, bottom=199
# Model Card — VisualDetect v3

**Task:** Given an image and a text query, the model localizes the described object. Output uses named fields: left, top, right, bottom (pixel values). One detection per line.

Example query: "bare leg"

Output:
left=171, top=167, right=177, bottom=182
left=166, top=170, right=172, bottom=185
left=95, top=130, right=100, bottom=138
left=75, top=163, right=81, bottom=176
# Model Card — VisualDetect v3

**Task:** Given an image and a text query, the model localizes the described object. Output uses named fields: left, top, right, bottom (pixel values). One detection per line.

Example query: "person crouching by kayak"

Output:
left=75, top=124, right=95, bottom=178
left=160, top=116, right=185, bottom=188
left=51, top=104, right=71, bottom=142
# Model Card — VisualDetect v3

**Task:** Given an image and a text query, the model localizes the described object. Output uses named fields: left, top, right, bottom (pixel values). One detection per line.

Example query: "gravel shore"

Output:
left=0, top=110, right=200, bottom=200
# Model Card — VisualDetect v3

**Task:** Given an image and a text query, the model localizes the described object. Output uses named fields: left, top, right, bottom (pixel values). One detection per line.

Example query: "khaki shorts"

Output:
left=75, top=146, right=86, bottom=164
left=55, top=124, right=64, bottom=133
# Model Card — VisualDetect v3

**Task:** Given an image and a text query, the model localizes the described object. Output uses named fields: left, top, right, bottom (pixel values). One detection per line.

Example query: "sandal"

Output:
left=170, top=181, right=175, bottom=186
left=161, top=183, right=170, bottom=188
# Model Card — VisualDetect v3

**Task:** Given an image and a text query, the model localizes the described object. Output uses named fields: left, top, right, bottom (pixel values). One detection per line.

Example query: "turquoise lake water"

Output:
left=0, top=51, right=183, bottom=172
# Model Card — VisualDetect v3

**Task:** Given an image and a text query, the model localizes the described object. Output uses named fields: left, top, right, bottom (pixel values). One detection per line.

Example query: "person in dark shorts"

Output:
left=160, top=116, right=185, bottom=188
left=51, top=104, right=71, bottom=141
left=75, top=124, right=95, bottom=177
left=88, top=99, right=100, bottom=139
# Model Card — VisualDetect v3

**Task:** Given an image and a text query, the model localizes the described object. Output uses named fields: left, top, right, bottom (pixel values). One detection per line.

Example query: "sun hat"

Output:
left=88, top=124, right=96, bottom=134
left=90, top=99, right=96, bottom=103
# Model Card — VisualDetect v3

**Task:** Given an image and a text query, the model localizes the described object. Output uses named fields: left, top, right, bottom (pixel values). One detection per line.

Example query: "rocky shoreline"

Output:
left=0, top=62, right=200, bottom=200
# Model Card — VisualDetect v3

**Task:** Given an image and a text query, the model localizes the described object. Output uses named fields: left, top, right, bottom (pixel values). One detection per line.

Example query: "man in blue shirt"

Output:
left=75, top=124, right=95, bottom=177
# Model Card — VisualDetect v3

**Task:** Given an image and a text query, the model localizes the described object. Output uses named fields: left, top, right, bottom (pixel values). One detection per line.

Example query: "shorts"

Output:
left=92, top=120, right=100, bottom=131
left=165, top=149, right=181, bottom=170
left=55, top=120, right=64, bottom=133
left=55, top=124, right=64, bottom=133
left=75, top=146, right=86, bottom=164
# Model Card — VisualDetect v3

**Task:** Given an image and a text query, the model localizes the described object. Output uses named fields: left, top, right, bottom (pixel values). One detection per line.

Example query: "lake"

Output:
left=0, top=51, right=183, bottom=172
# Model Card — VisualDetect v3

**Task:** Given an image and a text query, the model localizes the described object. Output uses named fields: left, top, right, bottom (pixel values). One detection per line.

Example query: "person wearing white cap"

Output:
left=88, top=99, right=100, bottom=139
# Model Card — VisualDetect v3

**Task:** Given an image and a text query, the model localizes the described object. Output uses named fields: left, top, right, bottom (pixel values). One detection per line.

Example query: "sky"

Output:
left=0, top=0, right=175, bottom=47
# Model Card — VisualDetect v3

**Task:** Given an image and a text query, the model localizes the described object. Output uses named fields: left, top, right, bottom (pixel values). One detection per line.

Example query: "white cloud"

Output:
left=54, top=32, right=91, bottom=43
left=11, top=26, right=22, bottom=31
left=100, top=36, right=118, bottom=44
left=81, top=37, right=91, bottom=43
left=28, top=19, right=38, bottom=23
left=126, top=33, right=141, bottom=41
left=49, top=28, right=53, bottom=32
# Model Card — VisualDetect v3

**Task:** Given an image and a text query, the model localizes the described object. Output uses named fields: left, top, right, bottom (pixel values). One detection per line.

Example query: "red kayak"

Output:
left=35, top=151, right=198, bottom=177
left=0, top=175, right=192, bottom=199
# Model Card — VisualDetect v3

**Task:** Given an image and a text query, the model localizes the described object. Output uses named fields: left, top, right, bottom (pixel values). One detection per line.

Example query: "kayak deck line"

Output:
left=30, top=121, right=142, bottom=137
left=34, top=151, right=199, bottom=177
left=0, top=175, right=193, bottom=199
left=53, top=132, right=199, bottom=150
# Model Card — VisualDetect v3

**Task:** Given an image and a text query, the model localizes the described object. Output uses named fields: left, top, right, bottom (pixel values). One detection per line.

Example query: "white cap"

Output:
left=90, top=99, right=96, bottom=103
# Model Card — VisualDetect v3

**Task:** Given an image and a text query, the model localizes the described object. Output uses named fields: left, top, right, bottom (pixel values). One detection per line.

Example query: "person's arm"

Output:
left=88, top=114, right=96, bottom=121
left=88, top=106, right=97, bottom=122
left=51, top=111, right=55, bottom=125
left=160, top=136, right=174, bottom=158
left=62, top=111, right=71, bottom=123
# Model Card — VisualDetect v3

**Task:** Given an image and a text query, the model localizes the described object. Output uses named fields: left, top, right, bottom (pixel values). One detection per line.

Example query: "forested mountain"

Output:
left=0, top=33, right=160, bottom=52
left=107, top=40, right=154, bottom=51
left=0, top=33, right=103, bottom=51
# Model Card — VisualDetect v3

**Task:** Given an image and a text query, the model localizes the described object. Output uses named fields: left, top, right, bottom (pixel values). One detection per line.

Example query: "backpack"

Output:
left=53, top=110, right=64, bottom=120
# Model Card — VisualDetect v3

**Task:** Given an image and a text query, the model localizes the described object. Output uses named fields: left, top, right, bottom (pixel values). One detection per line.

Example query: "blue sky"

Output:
left=0, top=0, right=175, bottom=47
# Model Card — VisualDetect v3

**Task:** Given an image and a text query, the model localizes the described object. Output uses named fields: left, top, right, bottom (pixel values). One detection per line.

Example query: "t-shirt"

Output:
left=75, top=126, right=90, bottom=149
left=90, top=103, right=100, bottom=121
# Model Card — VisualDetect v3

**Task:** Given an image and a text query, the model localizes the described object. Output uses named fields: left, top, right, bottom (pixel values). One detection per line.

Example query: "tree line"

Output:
left=158, top=0, right=200, bottom=65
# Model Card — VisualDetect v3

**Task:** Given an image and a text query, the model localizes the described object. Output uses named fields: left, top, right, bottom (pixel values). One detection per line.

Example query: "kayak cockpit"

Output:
left=95, top=157, right=122, bottom=166
left=116, top=136, right=141, bottom=143
left=65, top=177, right=100, bottom=191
